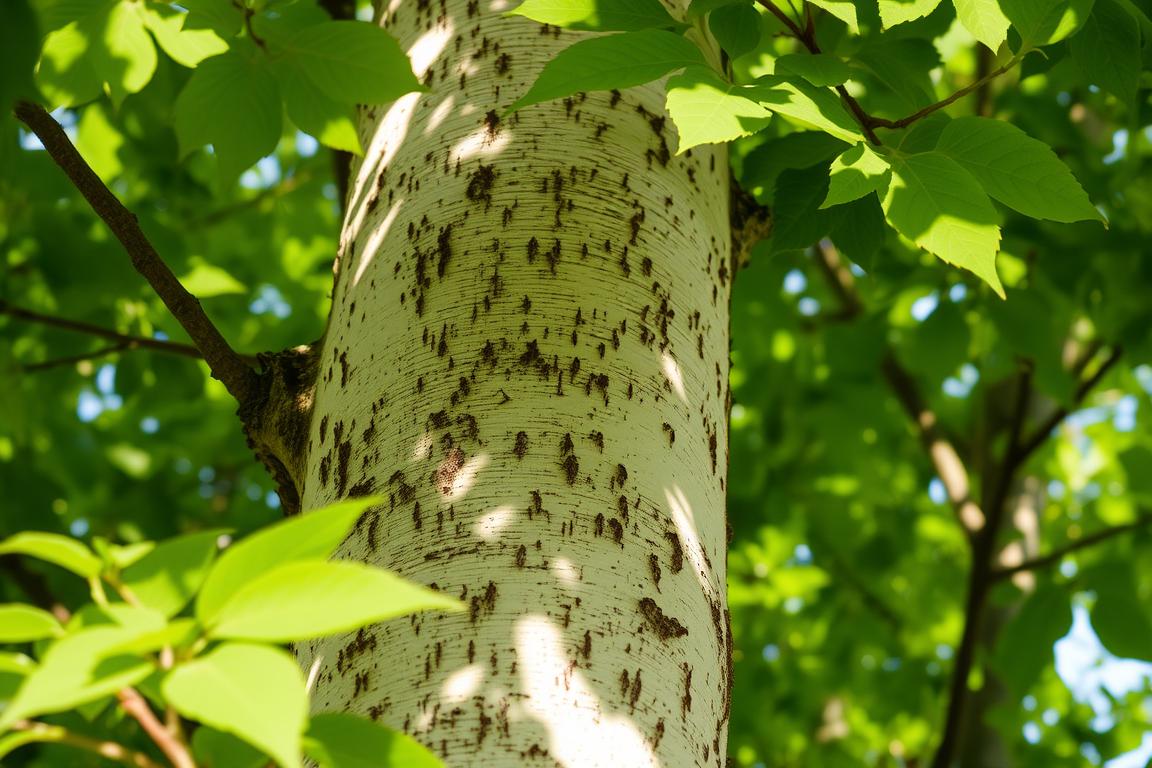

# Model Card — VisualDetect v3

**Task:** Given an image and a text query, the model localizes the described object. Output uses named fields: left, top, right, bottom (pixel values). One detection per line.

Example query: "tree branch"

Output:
left=992, top=513, right=1152, bottom=582
left=867, top=59, right=1019, bottom=130
left=116, top=688, right=195, bottom=768
left=2, top=302, right=203, bottom=358
left=812, top=243, right=985, bottom=534
left=10, top=721, right=163, bottom=768
left=13, top=101, right=259, bottom=407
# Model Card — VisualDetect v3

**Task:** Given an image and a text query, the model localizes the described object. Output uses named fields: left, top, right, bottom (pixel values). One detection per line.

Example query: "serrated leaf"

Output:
left=0, top=626, right=152, bottom=729
left=276, top=63, right=362, bottom=154
left=751, top=76, right=863, bottom=144
left=304, top=713, right=443, bottom=768
left=0, top=531, right=102, bottom=578
left=709, top=3, right=762, bottom=58
left=205, top=560, right=461, bottom=642
left=936, top=116, right=1103, bottom=223
left=1070, top=0, right=1140, bottom=107
left=882, top=151, right=1004, bottom=295
left=665, top=68, right=771, bottom=152
left=879, top=0, right=944, bottom=27
left=509, top=0, right=679, bottom=30
left=0, top=604, right=65, bottom=642
left=822, top=143, right=891, bottom=208
left=196, top=497, right=382, bottom=622
left=173, top=44, right=282, bottom=184
left=268, top=21, right=421, bottom=106
left=141, top=4, right=229, bottom=67
left=509, top=30, right=707, bottom=112
left=953, top=0, right=1011, bottom=49
left=776, top=53, right=851, bottom=86
left=1002, top=0, right=1092, bottom=46
left=121, top=530, right=224, bottom=617
left=808, top=0, right=860, bottom=30
left=163, top=643, right=307, bottom=768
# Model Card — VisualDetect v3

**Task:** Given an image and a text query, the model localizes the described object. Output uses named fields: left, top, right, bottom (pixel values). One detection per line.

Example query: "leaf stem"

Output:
left=9, top=721, right=164, bottom=768
left=117, top=688, right=197, bottom=768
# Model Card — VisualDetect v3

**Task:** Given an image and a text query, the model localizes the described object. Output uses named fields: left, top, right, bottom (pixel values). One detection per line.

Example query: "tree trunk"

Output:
left=294, top=2, right=734, bottom=765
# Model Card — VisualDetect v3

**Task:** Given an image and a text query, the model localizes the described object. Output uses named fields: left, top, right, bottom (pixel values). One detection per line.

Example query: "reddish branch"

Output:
left=12, top=101, right=259, bottom=407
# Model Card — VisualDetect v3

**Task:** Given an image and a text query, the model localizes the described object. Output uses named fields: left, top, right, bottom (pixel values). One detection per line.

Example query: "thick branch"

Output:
left=993, top=513, right=1152, bottom=581
left=11, top=721, right=163, bottom=768
left=117, top=688, right=195, bottom=768
left=1, top=302, right=202, bottom=359
left=13, top=101, right=259, bottom=407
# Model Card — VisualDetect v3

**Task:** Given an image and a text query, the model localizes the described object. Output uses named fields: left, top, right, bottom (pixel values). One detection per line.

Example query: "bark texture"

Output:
left=296, top=2, right=733, bottom=765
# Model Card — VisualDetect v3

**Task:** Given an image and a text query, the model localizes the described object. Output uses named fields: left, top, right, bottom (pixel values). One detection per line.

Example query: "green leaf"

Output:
left=304, top=713, right=443, bottom=768
left=776, top=53, right=851, bottom=86
left=709, top=3, right=762, bottom=58
left=992, top=585, right=1072, bottom=693
left=687, top=0, right=749, bottom=17
left=0, top=604, right=64, bottom=642
left=205, top=560, right=461, bottom=642
left=1002, top=0, right=1094, bottom=46
left=1070, top=0, right=1141, bottom=107
left=180, top=0, right=243, bottom=38
left=953, top=0, right=1011, bottom=49
left=0, top=532, right=102, bottom=578
left=268, top=21, right=421, bottom=106
left=0, top=626, right=153, bottom=729
left=110, top=618, right=201, bottom=655
left=879, top=0, right=944, bottom=27
left=808, top=0, right=860, bottom=30
left=829, top=194, right=887, bottom=270
left=770, top=164, right=836, bottom=252
left=141, top=4, right=229, bottom=68
left=821, top=143, right=892, bottom=208
left=509, top=0, right=679, bottom=30
left=0, top=0, right=41, bottom=110
left=741, top=131, right=849, bottom=200
left=174, top=44, right=282, bottom=184
left=1089, top=564, right=1152, bottom=661
left=179, top=262, right=248, bottom=298
left=193, top=727, right=270, bottom=768
left=852, top=39, right=939, bottom=111
left=121, top=530, right=224, bottom=617
left=196, top=497, right=382, bottom=622
left=509, top=30, right=707, bottom=112
left=881, top=151, right=1004, bottom=295
left=276, top=63, right=362, bottom=155
left=751, top=77, right=864, bottom=144
left=665, top=68, right=771, bottom=153
left=936, top=116, right=1103, bottom=223
left=93, top=538, right=155, bottom=570
left=163, top=643, right=307, bottom=768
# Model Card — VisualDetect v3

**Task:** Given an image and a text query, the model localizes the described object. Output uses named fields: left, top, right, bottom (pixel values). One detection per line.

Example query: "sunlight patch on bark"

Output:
left=354, top=198, right=403, bottom=287
left=442, top=664, right=485, bottom=703
left=474, top=505, right=516, bottom=542
left=661, top=351, right=688, bottom=404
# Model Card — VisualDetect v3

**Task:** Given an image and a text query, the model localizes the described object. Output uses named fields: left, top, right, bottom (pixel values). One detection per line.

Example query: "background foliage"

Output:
left=2, top=0, right=1152, bottom=765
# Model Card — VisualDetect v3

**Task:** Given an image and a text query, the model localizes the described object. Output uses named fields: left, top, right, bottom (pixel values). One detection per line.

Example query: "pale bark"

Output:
left=295, top=2, right=733, bottom=765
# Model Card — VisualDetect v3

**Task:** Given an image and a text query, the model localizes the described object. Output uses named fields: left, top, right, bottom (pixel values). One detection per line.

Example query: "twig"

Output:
left=10, top=721, right=163, bottom=768
left=12, top=101, right=259, bottom=407
left=992, top=513, right=1152, bottom=581
left=1, top=302, right=202, bottom=358
left=117, top=688, right=196, bottom=768
left=867, top=59, right=1018, bottom=130
left=20, top=342, right=133, bottom=372
left=186, top=170, right=311, bottom=228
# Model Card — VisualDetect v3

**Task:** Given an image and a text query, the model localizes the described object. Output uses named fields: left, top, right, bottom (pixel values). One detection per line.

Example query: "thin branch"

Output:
left=186, top=170, right=312, bottom=228
left=1011, top=347, right=1123, bottom=469
left=13, top=101, right=259, bottom=407
left=20, top=342, right=132, bottom=372
left=10, top=721, right=163, bottom=768
left=812, top=243, right=985, bottom=534
left=867, top=59, right=1018, bottom=130
left=117, top=688, right=196, bottom=768
left=1, top=302, right=202, bottom=358
left=992, top=513, right=1152, bottom=581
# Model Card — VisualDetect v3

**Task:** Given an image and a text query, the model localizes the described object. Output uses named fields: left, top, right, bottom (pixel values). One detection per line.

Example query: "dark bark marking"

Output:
left=639, top=597, right=688, bottom=640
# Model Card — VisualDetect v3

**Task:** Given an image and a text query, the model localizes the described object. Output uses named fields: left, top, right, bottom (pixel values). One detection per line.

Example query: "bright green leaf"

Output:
left=180, top=0, right=243, bottom=37
left=196, top=496, right=382, bottom=622
left=953, top=0, right=1011, bottom=49
left=936, top=116, right=1104, bottom=223
left=1002, top=0, right=1092, bottom=46
left=709, top=3, right=762, bottom=58
left=276, top=63, right=363, bottom=155
left=509, top=0, right=679, bottom=30
left=269, top=21, right=422, bottom=106
left=808, top=0, right=860, bottom=30
left=881, top=151, right=1004, bottom=296
left=0, top=604, right=64, bottom=642
left=509, top=30, right=707, bottom=112
left=141, top=4, right=229, bottom=67
left=751, top=76, right=864, bottom=144
left=0, top=531, right=102, bottom=578
left=822, top=143, right=892, bottom=208
left=174, top=44, right=282, bottom=184
left=0, top=626, right=152, bottom=729
left=163, top=643, right=307, bottom=768
left=121, top=530, right=224, bottom=617
left=665, top=68, right=771, bottom=153
left=206, top=560, right=461, bottom=642
left=776, top=53, right=851, bottom=86
left=879, top=0, right=944, bottom=27
left=304, top=712, right=442, bottom=768
left=179, top=262, right=248, bottom=297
